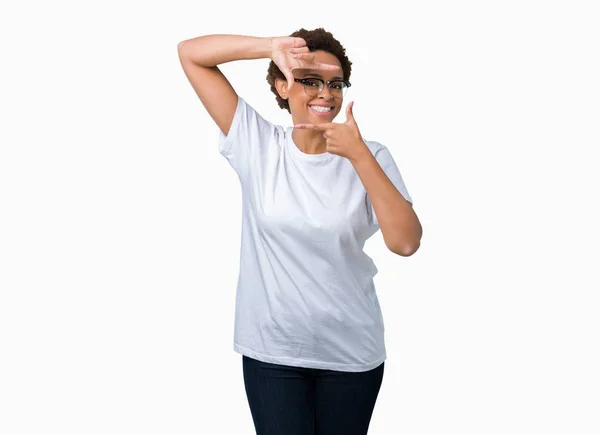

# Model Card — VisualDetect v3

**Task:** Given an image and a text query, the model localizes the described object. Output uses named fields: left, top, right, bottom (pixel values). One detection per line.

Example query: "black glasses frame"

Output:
left=293, top=78, right=352, bottom=97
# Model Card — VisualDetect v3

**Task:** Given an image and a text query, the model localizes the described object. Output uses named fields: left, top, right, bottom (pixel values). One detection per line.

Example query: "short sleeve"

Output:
left=218, top=96, right=277, bottom=179
left=366, top=145, right=413, bottom=227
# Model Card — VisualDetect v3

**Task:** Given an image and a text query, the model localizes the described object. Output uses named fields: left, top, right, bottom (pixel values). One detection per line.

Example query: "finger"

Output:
left=291, top=37, right=306, bottom=48
left=294, top=123, right=333, bottom=131
left=288, top=46, right=310, bottom=54
left=283, top=69, right=295, bottom=92
left=315, top=62, right=342, bottom=71
left=291, top=52, right=315, bottom=63
left=346, top=101, right=356, bottom=123
left=290, top=52, right=312, bottom=60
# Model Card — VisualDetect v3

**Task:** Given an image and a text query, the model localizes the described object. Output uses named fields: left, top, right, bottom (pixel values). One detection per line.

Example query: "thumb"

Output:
left=346, top=101, right=356, bottom=124
left=284, top=69, right=294, bottom=93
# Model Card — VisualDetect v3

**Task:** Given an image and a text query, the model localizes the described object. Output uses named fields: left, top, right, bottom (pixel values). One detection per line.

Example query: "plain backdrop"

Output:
left=1, top=0, right=599, bottom=434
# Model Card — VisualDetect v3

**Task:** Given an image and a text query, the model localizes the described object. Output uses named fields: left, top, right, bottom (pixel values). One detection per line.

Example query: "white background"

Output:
left=1, top=0, right=599, bottom=434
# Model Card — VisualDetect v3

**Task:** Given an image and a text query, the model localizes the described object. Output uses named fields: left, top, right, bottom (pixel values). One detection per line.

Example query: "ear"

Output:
left=275, top=78, right=289, bottom=100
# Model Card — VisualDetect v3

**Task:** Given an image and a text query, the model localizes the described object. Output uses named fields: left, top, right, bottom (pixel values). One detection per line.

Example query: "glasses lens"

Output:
left=302, top=78, right=321, bottom=96
left=329, top=81, right=347, bottom=98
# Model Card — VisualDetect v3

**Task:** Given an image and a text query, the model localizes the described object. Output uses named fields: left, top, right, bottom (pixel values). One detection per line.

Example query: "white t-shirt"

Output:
left=218, top=96, right=413, bottom=372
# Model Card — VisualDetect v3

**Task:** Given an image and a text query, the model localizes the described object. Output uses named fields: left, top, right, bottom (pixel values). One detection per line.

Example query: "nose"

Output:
left=317, top=84, right=335, bottom=99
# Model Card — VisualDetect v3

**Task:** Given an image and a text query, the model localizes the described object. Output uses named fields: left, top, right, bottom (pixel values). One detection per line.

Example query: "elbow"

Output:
left=398, top=222, right=423, bottom=256
left=387, top=237, right=421, bottom=257
left=177, top=40, right=190, bottom=58
left=390, top=242, right=420, bottom=257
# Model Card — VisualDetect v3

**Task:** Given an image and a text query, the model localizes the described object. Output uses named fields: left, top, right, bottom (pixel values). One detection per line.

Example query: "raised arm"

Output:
left=177, top=35, right=273, bottom=136
left=177, top=34, right=343, bottom=136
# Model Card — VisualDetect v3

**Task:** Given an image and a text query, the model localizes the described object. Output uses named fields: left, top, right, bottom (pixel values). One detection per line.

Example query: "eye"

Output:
left=330, top=81, right=344, bottom=90
left=304, top=79, right=320, bottom=87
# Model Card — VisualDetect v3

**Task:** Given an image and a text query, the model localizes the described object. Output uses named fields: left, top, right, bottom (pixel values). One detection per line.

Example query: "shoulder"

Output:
left=361, top=138, right=389, bottom=158
left=237, top=96, right=285, bottom=134
left=219, top=96, right=285, bottom=166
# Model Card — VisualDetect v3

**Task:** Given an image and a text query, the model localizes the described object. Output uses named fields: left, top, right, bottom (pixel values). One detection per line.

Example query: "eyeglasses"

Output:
left=293, top=78, right=351, bottom=98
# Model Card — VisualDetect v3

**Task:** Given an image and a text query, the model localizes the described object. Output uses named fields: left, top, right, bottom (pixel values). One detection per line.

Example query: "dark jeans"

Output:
left=242, top=355, right=385, bottom=435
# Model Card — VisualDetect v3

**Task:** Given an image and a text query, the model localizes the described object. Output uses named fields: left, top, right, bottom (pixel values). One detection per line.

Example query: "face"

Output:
left=276, top=50, right=344, bottom=125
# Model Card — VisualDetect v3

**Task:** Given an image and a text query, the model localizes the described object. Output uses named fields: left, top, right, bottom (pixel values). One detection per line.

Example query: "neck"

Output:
left=292, top=128, right=327, bottom=154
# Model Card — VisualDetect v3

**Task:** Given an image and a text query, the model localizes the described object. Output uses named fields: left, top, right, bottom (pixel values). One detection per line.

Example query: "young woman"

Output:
left=178, top=27, right=422, bottom=435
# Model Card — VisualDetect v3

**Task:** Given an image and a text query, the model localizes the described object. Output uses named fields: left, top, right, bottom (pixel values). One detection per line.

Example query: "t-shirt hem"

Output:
left=234, top=342, right=386, bottom=373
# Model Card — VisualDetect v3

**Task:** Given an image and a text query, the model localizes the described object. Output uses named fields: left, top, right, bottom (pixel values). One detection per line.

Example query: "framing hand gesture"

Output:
left=270, top=37, right=341, bottom=92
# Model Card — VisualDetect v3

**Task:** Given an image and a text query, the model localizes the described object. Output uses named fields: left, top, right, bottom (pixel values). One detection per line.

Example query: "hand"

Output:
left=294, top=101, right=370, bottom=162
left=270, top=37, right=341, bottom=92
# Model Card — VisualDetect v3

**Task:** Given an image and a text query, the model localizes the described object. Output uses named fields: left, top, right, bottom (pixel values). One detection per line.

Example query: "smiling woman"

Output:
left=177, top=27, right=421, bottom=435
left=266, top=28, right=352, bottom=113
left=271, top=48, right=348, bottom=153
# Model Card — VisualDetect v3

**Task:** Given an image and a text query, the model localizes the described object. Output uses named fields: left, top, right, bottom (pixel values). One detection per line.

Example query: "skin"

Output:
left=274, top=50, right=346, bottom=155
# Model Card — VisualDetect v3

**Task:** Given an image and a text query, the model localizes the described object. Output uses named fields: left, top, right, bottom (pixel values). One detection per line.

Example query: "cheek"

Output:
left=289, top=89, right=309, bottom=102
left=290, top=97, right=308, bottom=111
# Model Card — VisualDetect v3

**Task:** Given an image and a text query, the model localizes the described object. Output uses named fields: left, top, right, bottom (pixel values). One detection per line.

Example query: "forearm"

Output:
left=177, top=34, right=273, bottom=67
left=351, top=148, right=422, bottom=256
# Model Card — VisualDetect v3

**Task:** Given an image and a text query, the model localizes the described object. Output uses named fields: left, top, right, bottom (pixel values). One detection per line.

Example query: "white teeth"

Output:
left=310, top=106, right=332, bottom=113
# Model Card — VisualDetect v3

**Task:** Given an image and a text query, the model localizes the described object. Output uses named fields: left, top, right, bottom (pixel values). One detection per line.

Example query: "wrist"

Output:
left=349, top=140, right=372, bottom=164
left=266, top=37, right=275, bottom=59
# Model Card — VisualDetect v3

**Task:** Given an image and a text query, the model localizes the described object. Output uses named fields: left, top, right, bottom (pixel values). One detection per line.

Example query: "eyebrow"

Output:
left=303, top=72, right=344, bottom=81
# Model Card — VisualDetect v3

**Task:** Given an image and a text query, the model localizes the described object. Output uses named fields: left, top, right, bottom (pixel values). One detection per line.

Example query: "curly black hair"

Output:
left=266, top=28, right=352, bottom=113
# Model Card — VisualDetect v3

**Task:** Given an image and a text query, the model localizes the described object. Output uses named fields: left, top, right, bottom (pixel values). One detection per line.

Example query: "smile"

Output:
left=309, top=105, right=334, bottom=115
